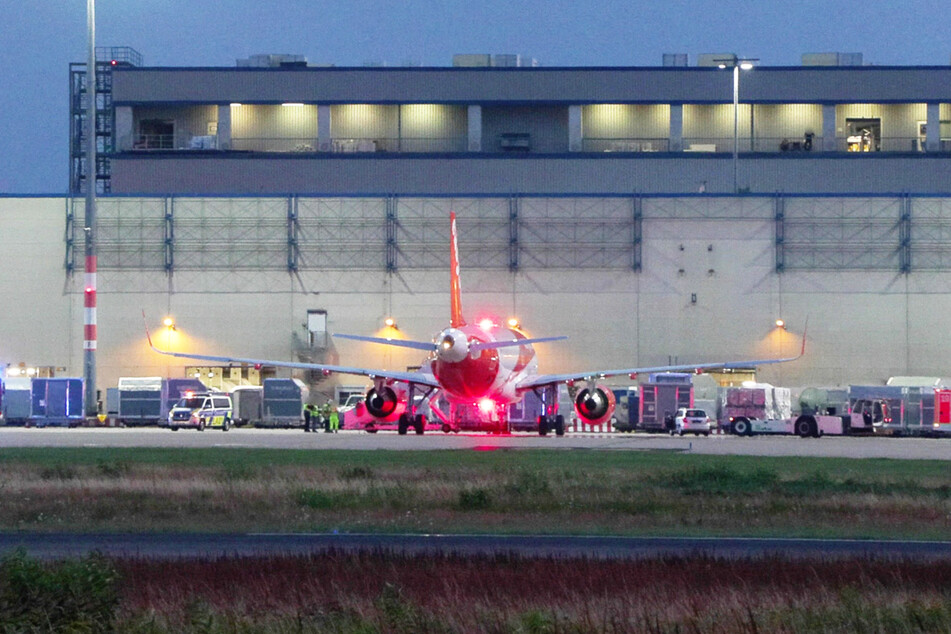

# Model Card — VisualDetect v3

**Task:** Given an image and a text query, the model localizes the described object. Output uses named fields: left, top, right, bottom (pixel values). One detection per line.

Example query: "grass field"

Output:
left=1, top=447, right=950, bottom=539
left=7, top=548, right=951, bottom=633
left=4, top=448, right=951, bottom=632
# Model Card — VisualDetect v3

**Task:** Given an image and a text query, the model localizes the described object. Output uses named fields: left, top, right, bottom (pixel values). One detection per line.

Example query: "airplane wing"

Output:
left=517, top=329, right=807, bottom=391
left=144, top=318, right=440, bottom=389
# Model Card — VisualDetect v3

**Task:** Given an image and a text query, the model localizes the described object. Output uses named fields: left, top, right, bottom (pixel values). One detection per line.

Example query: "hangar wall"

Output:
left=3, top=195, right=950, bottom=393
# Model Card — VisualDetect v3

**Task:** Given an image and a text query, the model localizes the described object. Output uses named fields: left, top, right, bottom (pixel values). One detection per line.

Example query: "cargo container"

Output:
left=230, top=385, right=263, bottom=426
left=259, top=378, right=308, bottom=427
left=30, top=378, right=84, bottom=427
left=1, top=377, right=32, bottom=424
left=117, top=377, right=208, bottom=425
left=611, top=387, right=639, bottom=432
left=720, top=383, right=792, bottom=433
left=638, top=373, right=693, bottom=432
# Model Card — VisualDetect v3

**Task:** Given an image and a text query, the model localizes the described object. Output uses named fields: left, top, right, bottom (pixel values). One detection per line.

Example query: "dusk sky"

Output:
left=2, top=0, right=949, bottom=193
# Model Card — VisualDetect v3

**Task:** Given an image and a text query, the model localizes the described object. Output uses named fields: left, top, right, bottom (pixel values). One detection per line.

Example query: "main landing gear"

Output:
left=537, top=414, right=566, bottom=436
left=534, top=384, right=565, bottom=437
left=395, top=382, right=435, bottom=435
left=397, top=413, right=426, bottom=435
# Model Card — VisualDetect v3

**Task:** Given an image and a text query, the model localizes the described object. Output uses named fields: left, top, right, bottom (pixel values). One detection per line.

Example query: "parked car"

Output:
left=671, top=408, right=712, bottom=437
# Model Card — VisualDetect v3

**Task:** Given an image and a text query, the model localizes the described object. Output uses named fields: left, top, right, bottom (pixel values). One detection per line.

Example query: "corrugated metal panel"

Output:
left=836, top=103, right=884, bottom=124
left=752, top=104, right=822, bottom=137
left=231, top=104, right=318, bottom=151
left=879, top=103, right=927, bottom=137
left=581, top=105, right=669, bottom=138
left=330, top=104, right=399, bottom=139
left=398, top=105, right=466, bottom=151
left=683, top=104, right=750, bottom=144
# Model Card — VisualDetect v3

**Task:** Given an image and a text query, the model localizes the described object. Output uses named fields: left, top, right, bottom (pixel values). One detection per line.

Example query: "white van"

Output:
left=166, top=392, right=233, bottom=431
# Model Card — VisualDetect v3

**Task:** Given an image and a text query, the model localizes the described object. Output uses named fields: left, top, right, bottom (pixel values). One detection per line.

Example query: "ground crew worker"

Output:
left=322, top=400, right=333, bottom=433
left=303, top=403, right=317, bottom=432
left=329, top=404, right=339, bottom=433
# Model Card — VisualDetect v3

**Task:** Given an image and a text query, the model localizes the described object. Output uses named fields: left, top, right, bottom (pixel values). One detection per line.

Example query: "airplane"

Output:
left=147, top=212, right=805, bottom=436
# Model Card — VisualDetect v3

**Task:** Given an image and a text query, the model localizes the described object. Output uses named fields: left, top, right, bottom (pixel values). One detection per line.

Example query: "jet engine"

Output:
left=364, top=386, right=399, bottom=418
left=573, top=385, right=616, bottom=425
left=435, top=328, right=469, bottom=363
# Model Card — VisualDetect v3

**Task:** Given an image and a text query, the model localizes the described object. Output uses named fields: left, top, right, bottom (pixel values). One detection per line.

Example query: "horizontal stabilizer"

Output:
left=334, top=333, right=435, bottom=351
left=469, top=336, right=568, bottom=352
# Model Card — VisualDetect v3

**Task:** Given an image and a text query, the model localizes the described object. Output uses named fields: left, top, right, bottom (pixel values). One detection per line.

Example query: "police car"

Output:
left=166, top=392, right=233, bottom=431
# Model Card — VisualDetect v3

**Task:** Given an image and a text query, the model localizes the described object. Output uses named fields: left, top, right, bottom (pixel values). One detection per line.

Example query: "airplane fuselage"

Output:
left=430, top=324, right=538, bottom=405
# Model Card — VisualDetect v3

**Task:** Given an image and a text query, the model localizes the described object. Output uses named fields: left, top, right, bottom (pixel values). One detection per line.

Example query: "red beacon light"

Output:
left=478, top=398, right=496, bottom=414
left=478, top=318, right=495, bottom=332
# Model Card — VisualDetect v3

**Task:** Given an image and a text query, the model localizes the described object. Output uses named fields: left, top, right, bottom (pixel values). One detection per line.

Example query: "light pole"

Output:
left=84, top=0, right=98, bottom=417
left=716, top=56, right=756, bottom=193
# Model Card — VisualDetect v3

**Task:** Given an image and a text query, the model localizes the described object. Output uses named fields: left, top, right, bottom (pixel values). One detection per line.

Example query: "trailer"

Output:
left=117, top=377, right=208, bottom=425
left=2, top=377, right=33, bottom=424
left=638, top=373, right=693, bottom=432
left=30, top=378, right=84, bottom=427
left=230, top=385, right=263, bottom=426
left=258, top=378, right=308, bottom=428
left=611, top=387, right=639, bottom=432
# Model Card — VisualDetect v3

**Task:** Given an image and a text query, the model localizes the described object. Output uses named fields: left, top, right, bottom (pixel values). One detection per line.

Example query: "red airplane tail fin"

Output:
left=449, top=212, right=466, bottom=328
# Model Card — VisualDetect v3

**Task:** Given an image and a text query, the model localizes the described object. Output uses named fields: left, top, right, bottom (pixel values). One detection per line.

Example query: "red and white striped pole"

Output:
left=83, top=256, right=97, bottom=376
left=83, top=0, right=98, bottom=418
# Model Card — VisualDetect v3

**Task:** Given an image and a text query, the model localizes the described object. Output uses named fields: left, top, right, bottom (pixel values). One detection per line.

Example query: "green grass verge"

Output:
left=2, top=447, right=950, bottom=539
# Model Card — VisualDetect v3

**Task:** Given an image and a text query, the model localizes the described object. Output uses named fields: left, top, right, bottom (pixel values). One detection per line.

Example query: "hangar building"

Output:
left=3, top=49, right=951, bottom=395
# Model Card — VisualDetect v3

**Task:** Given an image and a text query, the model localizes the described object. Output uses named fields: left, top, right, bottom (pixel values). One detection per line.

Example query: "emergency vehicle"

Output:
left=933, top=389, right=951, bottom=434
left=165, top=392, right=233, bottom=431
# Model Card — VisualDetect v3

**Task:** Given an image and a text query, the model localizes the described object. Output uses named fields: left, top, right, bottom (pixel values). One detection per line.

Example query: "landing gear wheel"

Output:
left=413, top=414, right=426, bottom=435
left=364, top=424, right=378, bottom=434
left=442, top=423, right=452, bottom=434
left=538, top=416, right=549, bottom=437
left=397, top=414, right=409, bottom=435
left=554, top=414, right=565, bottom=436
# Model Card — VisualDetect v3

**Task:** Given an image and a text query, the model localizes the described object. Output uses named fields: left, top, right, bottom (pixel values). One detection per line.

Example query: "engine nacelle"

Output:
left=435, top=328, right=469, bottom=363
left=573, top=385, right=616, bottom=425
left=365, top=386, right=399, bottom=419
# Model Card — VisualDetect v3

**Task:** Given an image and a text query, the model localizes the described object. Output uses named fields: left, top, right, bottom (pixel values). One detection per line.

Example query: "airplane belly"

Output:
left=433, top=353, right=500, bottom=399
